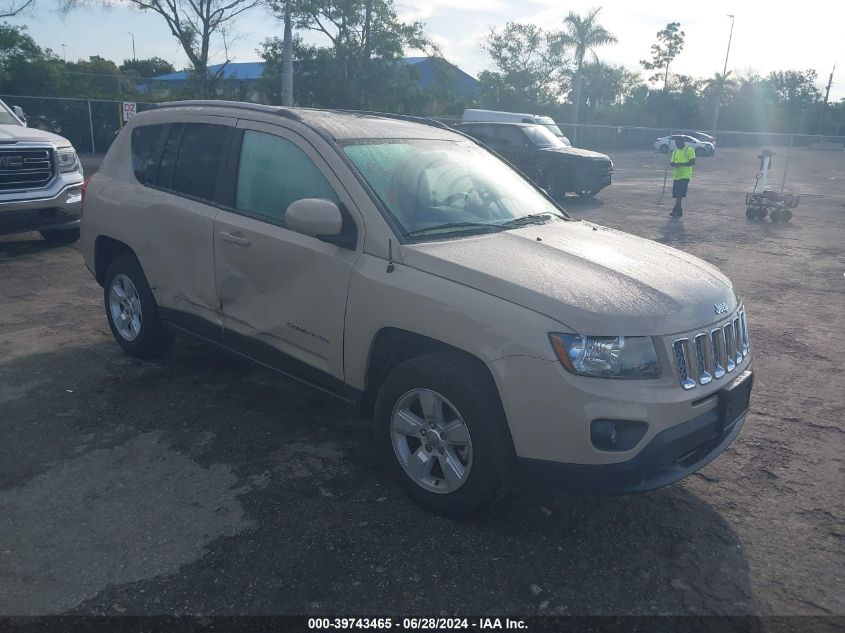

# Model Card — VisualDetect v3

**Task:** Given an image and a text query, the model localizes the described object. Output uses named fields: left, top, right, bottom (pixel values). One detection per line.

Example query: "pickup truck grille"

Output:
left=0, top=147, right=54, bottom=192
left=672, top=309, right=749, bottom=390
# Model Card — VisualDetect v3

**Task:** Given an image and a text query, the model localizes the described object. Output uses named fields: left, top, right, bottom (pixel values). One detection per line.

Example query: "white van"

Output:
left=462, top=109, right=571, bottom=146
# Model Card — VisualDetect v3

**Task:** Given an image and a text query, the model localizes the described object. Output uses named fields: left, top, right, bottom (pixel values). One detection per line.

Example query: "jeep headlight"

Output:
left=56, top=147, right=79, bottom=173
left=549, top=333, right=660, bottom=379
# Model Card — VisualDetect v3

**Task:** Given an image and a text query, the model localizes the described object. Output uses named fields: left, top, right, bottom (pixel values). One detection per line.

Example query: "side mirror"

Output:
left=13, top=106, right=26, bottom=126
left=286, top=198, right=354, bottom=247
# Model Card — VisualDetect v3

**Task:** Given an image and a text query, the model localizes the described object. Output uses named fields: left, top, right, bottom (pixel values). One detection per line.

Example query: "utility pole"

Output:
left=817, top=62, right=835, bottom=135
left=128, top=32, right=136, bottom=62
left=61, top=44, right=67, bottom=63
left=281, top=0, right=293, bottom=106
left=712, top=14, right=735, bottom=131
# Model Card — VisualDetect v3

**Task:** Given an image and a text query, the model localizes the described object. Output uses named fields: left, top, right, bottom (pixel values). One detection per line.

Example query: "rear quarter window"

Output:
left=130, top=124, right=165, bottom=184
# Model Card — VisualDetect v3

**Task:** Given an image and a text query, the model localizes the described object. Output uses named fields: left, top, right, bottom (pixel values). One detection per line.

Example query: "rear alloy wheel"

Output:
left=375, top=351, right=516, bottom=518
left=104, top=254, right=172, bottom=359
left=40, top=227, right=80, bottom=244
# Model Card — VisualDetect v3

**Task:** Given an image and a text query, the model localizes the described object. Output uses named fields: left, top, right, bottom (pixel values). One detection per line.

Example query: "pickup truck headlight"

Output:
left=549, top=333, right=660, bottom=379
left=56, top=147, right=79, bottom=173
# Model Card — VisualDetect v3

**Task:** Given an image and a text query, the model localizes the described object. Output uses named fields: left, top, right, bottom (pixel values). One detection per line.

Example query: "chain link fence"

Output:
left=4, top=95, right=845, bottom=156
left=1, top=95, right=158, bottom=154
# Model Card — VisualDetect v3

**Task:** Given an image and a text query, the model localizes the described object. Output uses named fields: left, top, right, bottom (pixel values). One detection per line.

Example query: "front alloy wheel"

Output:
left=390, top=389, right=473, bottom=494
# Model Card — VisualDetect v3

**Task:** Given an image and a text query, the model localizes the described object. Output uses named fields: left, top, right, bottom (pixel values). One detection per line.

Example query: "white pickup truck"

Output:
left=0, top=99, right=84, bottom=244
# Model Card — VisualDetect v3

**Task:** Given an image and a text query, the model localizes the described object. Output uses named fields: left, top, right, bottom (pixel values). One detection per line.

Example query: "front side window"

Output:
left=170, top=123, right=228, bottom=200
left=522, top=125, right=566, bottom=148
left=343, top=139, right=566, bottom=241
left=0, top=102, right=21, bottom=126
left=235, top=130, right=337, bottom=222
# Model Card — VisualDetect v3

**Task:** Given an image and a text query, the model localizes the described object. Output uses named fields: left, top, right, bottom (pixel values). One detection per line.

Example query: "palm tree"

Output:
left=560, top=7, right=617, bottom=134
left=706, top=70, right=737, bottom=130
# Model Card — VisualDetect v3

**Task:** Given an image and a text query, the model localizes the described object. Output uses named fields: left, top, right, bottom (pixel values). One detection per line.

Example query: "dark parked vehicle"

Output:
left=455, top=122, right=613, bottom=198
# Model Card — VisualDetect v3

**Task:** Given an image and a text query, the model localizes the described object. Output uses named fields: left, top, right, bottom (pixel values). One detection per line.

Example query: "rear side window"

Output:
left=496, top=126, right=527, bottom=147
left=171, top=123, right=229, bottom=200
left=130, top=125, right=165, bottom=184
left=462, top=124, right=494, bottom=142
left=235, top=130, right=337, bottom=223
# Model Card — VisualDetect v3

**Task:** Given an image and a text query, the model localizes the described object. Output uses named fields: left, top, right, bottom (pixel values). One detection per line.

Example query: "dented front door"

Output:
left=213, top=121, right=361, bottom=390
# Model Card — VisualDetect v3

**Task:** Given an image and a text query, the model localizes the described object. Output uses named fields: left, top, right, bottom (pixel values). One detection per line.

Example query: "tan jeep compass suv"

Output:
left=81, top=101, right=753, bottom=517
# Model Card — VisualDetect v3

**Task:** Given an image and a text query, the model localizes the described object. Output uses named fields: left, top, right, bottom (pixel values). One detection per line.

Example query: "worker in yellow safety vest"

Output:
left=669, top=136, right=696, bottom=218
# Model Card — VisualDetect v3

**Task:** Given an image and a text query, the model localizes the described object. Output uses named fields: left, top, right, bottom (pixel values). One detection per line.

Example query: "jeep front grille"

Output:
left=0, top=147, right=54, bottom=192
left=673, top=309, right=749, bottom=390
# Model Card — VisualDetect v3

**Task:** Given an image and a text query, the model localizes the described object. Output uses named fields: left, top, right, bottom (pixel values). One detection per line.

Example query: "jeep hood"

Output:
left=401, top=221, right=737, bottom=336
left=0, top=125, right=73, bottom=147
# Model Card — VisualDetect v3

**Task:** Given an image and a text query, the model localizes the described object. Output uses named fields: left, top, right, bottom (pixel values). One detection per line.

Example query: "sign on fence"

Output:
left=122, top=102, right=137, bottom=122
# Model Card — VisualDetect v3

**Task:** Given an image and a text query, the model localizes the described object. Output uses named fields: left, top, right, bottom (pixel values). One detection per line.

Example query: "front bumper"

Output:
left=0, top=177, right=83, bottom=235
left=518, top=385, right=748, bottom=494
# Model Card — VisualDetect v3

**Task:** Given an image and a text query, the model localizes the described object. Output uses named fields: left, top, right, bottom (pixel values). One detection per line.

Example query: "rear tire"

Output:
left=104, top=254, right=172, bottom=359
left=770, top=208, right=782, bottom=222
left=658, top=144, right=669, bottom=154
left=375, top=351, right=516, bottom=518
left=40, top=227, right=80, bottom=244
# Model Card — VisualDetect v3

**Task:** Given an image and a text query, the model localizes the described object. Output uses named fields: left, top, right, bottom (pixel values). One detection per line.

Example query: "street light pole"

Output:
left=128, top=32, right=136, bottom=62
left=712, top=14, right=735, bottom=132
left=61, top=44, right=67, bottom=63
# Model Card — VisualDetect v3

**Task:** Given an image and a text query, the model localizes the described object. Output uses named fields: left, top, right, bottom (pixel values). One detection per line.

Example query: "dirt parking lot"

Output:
left=1, top=147, right=843, bottom=617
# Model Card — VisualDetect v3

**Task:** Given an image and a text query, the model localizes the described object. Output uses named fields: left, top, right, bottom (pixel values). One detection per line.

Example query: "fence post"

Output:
left=781, top=134, right=793, bottom=193
left=87, top=99, right=96, bottom=154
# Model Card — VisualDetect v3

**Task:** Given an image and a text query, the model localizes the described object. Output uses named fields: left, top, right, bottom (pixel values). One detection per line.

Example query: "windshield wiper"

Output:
left=406, top=221, right=501, bottom=237
left=498, top=213, right=561, bottom=228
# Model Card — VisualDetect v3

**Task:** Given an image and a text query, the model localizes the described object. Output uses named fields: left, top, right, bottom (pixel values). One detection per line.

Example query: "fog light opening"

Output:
left=590, top=419, right=648, bottom=452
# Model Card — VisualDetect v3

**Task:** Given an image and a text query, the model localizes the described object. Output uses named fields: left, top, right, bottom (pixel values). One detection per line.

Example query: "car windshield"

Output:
left=342, top=138, right=568, bottom=240
left=523, top=125, right=566, bottom=148
left=0, top=103, right=21, bottom=126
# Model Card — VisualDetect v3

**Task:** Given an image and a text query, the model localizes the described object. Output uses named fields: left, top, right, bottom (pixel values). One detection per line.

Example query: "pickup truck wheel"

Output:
left=104, top=254, right=172, bottom=359
left=39, top=227, right=80, bottom=244
left=375, top=352, right=516, bottom=518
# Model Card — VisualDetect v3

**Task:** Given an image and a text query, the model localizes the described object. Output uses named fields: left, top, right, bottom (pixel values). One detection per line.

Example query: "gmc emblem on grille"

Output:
left=0, top=155, right=23, bottom=168
left=714, top=302, right=729, bottom=315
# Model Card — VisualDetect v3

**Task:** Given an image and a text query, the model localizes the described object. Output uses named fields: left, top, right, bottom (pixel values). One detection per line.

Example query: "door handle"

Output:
left=219, top=231, right=251, bottom=246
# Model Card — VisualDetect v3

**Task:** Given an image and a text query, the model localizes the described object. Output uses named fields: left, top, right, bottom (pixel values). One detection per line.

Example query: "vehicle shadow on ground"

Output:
left=557, top=195, right=605, bottom=212
left=0, top=235, right=61, bottom=261
left=1, top=340, right=753, bottom=616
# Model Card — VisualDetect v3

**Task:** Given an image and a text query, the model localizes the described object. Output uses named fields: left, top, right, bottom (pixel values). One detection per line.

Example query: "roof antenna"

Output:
left=387, top=239, right=395, bottom=273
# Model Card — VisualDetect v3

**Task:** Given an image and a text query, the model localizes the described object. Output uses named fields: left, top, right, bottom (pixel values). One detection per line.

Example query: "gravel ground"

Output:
left=0, top=147, right=843, bottom=617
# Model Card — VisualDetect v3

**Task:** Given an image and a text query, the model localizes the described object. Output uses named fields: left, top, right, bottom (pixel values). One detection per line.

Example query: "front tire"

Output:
left=40, top=227, right=80, bottom=244
left=104, top=254, right=172, bottom=359
left=375, top=352, right=516, bottom=518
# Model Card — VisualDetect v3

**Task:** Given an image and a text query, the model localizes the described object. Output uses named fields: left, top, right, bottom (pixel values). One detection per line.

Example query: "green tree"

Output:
left=265, top=0, right=432, bottom=109
left=119, top=56, right=175, bottom=78
left=62, top=0, right=261, bottom=98
left=479, top=22, right=566, bottom=110
left=558, top=7, right=616, bottom=129
left=640, top=21, right=685, bottom=125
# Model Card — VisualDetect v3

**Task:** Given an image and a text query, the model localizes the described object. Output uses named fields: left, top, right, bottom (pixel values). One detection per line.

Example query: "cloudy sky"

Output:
left=12, top=0, right=845, bottom=100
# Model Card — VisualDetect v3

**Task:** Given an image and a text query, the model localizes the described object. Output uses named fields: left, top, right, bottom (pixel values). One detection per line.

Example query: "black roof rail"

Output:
left=152, top=100, right=304, bottom=122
